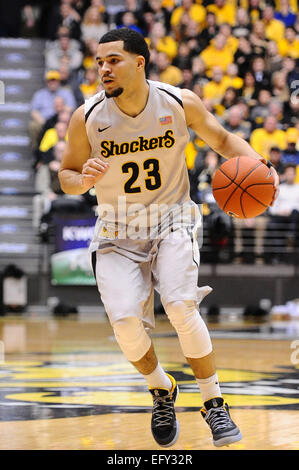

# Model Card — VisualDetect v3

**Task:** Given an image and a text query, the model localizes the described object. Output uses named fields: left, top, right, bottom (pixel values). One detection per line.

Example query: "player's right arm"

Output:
left=58, top=105, right=109, bottom=195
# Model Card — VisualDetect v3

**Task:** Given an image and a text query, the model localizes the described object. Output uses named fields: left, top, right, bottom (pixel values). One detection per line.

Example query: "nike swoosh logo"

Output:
left=98, top=126, right=111, bottom=133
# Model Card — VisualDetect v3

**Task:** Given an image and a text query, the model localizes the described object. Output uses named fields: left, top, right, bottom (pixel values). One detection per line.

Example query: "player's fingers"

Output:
left=87, top=158, right=109, bottom=170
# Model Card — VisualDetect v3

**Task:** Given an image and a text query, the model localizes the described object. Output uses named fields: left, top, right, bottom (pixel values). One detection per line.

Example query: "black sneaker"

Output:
left=149, top=374, right=179, bottom=447
left=201, top=397, right=242, bottom=447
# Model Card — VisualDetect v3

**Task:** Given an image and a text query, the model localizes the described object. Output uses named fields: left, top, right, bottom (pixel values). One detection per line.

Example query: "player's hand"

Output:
left=81, top=157, right=109, bottom=191
left=259, top=157, right=279, bottom=206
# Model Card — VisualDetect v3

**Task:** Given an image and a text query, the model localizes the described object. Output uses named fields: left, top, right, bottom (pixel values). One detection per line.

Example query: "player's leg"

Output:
left=92, top=247, right=178, bottom=446
left=155, top=228, right=242, bottom=447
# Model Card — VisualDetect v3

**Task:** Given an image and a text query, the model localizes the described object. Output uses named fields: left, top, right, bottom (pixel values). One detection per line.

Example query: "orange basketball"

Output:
left=212, top=156, right=275, bottom=218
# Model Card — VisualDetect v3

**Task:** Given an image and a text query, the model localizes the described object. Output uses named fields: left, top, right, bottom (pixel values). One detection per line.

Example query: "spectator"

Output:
left=282, top=56, right=298, bottom=90
left=80, top=67, right=100, bottom=99
left=215, top=86, right=239, bottom=117
left=202, top=66, right=227, bottom=104
left=249, top=20, right=268, bottom=57
left=281, top=128, right=299, bottom=171
left=34, top=141, right=88, bottom=230
left=218, top=22, right=239, bottom=56
left=282, top=95, right=299, bottom=129
left=248, top=0, right=263, bottom=24
left=250, top=115, right=287, bottom=159
left=170, top=0, right=206, bottom=37
left=80, top=6, right=108, bottom=43
left=57, top=1, right=82, bottom=40
left=233, top=8, right=251, bottom=39
left=274, top=0, right=296, bottom=28
left=265, top=164, right=299, bottom=263
left=200, top=33, right=234, bottom=76
left=241, top=70, right=258, bottom=106
left=223, top=105, right=251, bottom=141
left=172, top=41, right=191, bottom=69
left=207, top=0, right=236, bottom=27
left=58, top=63, right=84, bottom=107
left=115, top=0, right=145, bottom=34
left=251, top=56, right=271, bottom=92
left=262, top=5, right=285, bottom=42
left=82, top=38, right=99, bottom=69
left=268, top=146, right=286, bottom=179
left=278, top=26, right=299, bottom=59
left=197, top=11, right=218, bottom=51
left=45, top=27, right=83, bottom=71
left=223, top=63, right=243, bottom=90
left=234, top=36, right=254, bottom=78
left=271, top=71, right=290, bottom=103
left=250, top=88, right=272, bottom=129
left=117, top=11, right=144, bottom=35
left=39, top=120, right=68, bottom=154
left=264, top=40, right=283, bottom=74
left=148, top=22, right=178, bottom=61
left=29, top=70, right=76, bottom=150
left=155, top=51, right=183, bottom=87
left=143, top=0, right=171, bottom=33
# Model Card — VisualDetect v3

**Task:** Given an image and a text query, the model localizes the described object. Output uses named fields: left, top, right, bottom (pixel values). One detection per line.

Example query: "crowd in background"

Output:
left=2, top=0, right=298, bottom=263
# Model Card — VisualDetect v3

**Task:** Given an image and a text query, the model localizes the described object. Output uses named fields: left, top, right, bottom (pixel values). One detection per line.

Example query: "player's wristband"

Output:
left=265, top=161, right=273, bottom=168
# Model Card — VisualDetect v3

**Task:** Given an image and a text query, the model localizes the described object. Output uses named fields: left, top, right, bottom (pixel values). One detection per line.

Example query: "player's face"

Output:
left=96, top=41, right=141, bottom=98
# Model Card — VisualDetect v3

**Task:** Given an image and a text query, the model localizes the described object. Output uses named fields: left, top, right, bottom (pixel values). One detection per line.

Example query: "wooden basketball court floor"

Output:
left=0, top=313, right=298, bottom=451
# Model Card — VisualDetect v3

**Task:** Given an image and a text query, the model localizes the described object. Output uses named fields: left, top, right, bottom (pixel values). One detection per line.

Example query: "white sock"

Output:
left=143, top=363, right=172, bottom=391
left=196, top=373, right=222, bottom=404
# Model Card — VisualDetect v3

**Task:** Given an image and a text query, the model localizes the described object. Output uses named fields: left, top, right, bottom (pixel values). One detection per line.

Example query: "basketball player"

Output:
left=58, top=28, right=278, bottom=448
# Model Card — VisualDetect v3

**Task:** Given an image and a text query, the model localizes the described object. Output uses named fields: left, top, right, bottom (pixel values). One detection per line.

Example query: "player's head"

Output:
left=97, top=28, right=150, bottom=98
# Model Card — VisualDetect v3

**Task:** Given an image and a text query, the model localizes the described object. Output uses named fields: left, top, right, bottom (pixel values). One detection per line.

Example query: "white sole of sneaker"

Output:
left=213, top=431, right=242, bottom=447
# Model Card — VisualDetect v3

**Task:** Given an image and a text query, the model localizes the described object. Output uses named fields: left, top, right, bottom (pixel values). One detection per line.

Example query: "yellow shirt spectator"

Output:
left=207, top=3, right=236, bottom=26
left=264, top=18, right=285, bottom=41
left=148, top=36, right=178, bottom=61
left=200, top=36, right=234, bottom=75
left=250, top=124, right=287, bottom=160
left=203, top=80, right=228, bottom=103
left=171, top=3, right=206, bottom=28
left=222, top=75, right=243, bottom=90
left=278, top=37, right=299, bottom=58
left=160, top=65, right=183, bottom=87
left=39, top=128, right=68, bottom=152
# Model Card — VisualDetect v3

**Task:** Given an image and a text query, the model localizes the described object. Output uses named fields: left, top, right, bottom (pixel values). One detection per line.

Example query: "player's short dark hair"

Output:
left=99, top=28, right=150, bottom=71
left=283, top=163, right=296, bottom=172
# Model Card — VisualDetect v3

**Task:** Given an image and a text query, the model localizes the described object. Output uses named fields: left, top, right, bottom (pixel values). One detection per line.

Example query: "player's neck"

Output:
left=113, top=80, right=149, bottom=117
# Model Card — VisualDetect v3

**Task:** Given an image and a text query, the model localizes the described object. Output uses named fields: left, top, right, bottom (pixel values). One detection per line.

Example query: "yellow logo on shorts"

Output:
left=100, top=226, right=118, bottom=239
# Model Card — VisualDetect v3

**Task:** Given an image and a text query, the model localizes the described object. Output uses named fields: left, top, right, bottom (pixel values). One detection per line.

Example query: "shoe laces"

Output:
left=152, top=395, right=174, bottom=427
left=205, top=406, right=231, bottom=432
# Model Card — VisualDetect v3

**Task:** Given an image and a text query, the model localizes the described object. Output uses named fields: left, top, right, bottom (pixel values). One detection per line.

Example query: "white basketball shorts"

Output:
left=91, top=226, right=212, bottom=329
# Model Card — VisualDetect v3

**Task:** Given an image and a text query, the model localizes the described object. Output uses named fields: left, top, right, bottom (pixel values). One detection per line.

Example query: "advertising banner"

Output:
left=51, top=216, right=96, bottom=285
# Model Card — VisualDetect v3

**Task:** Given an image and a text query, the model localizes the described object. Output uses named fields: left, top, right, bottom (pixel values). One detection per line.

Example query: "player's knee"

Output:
left=165, top=300, right=212, bottom=358
left=112, top=316, right=151, bottom=362
left=165, top=300, right=196, bottom=330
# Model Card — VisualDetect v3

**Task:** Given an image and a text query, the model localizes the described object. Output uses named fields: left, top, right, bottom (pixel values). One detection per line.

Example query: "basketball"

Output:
left=212, top=156, right=275, bottom=218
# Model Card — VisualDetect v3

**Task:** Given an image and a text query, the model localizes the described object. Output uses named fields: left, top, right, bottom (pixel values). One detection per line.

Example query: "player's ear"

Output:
left=136, top=55, right=145, bottom=71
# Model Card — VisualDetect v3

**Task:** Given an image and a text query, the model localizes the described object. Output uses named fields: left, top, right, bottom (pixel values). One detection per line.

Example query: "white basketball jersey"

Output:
left=84, top=80, right=198, bottom=242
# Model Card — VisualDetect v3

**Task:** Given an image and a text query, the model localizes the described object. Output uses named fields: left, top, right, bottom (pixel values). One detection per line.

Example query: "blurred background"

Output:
left=0, top=0, right=298, bottom=329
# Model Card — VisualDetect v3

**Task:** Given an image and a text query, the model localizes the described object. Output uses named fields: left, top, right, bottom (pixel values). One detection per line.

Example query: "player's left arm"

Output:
left=182, top=88, right=279, bottom=201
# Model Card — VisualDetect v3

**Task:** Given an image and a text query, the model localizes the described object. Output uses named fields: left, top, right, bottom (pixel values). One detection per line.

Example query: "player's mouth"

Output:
left=102, top=77, right=114, bottom=85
